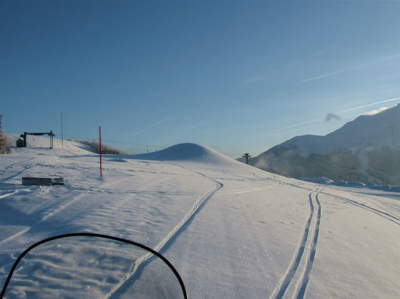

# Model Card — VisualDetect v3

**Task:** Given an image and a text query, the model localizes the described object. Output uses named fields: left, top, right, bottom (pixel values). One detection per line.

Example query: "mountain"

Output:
left=250, top=104, right=400, bottom=185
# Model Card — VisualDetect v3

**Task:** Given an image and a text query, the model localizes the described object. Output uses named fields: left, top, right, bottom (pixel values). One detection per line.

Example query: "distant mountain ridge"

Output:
left=249, top=104, right=400, bottom=185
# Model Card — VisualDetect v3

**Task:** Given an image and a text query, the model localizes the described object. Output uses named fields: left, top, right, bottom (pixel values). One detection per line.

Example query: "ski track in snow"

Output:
left=0, top=190, right=21, bottom=199
left=0, top=192, right=87, bottom=246
left=352, top=192, right=400, bottom=215
left=0, top=164, right=33, bottom=183
left=270, top=189, right=322, bottom=299
left=322, top=192, right=400, bottom=226
left=0, top=175, right=139, bottom=247
left=102, top=162, right=224, bottom=298
left=293, top=194, right=322, bottom=299
left=0, top=157, right=37, bottom=172
left=3, top=141, right=400, bottom=298
left=0, top=154, right=223, bottom=296
left=217, top=161, right=314, bottom=194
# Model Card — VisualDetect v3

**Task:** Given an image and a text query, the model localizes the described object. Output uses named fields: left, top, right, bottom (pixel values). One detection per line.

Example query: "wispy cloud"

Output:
left=127, top=116, right=175, bottom=138
left=260, top=116, right=325, bottom=138
left=227, top=76, right=263, bottom=92
left=278, top=49, right=329, bottom=73
left=186, top=105, right=247, bottom=131
left=186, top=119, right=211, bottom=130
left=259, top=96, right=400, bottom=139
left=259, top=113, right=344, bottom=140
left=242, top=76, right=262, bottom=85
left=339, top=97, right=400, bottom=114
left=222, top=49, right=330, bottom=93
left=302, top=53, right=400, bottom=83
left=302, top=70, right=343, bottom=83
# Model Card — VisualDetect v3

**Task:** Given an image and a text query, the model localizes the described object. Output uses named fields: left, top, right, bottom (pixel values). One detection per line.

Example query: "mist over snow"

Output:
left=0, top=137, right=399, bottom=298
left=250, top=104, right=400, bottom=185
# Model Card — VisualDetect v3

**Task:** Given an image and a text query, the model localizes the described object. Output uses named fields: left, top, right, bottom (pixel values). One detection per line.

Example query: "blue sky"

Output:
left=1, top=0, right=399, bottom=158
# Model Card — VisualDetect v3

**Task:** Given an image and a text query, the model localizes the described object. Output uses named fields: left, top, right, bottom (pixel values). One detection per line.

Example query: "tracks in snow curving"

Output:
left=293, top=194, right=322, bottom=299
left=270, top=190, right=322, bottom=299
left=0, top=192, right=89, bottom=246
left=1, top=160, right=223, bottom=298
left=322, top=191, right=400, bottom=226
left=103, top=164, right=223, bottom=298
left=0, top=176, right=140, bottom=247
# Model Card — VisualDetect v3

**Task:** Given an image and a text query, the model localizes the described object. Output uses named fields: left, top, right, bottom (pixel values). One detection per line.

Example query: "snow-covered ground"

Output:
left=0, top=138, right=399, bottom=298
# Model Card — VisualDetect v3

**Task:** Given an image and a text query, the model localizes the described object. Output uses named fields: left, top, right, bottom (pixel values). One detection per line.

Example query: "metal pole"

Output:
left=99, top=126, right=103, bottom=178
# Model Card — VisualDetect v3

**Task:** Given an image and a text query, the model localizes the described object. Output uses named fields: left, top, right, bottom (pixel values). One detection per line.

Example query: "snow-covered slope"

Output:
left=0, top=137, right=399, bottom=298
left=280, top=104, right=400, bottom=156
left=251, top=104, right=400, bottom=185
left=131, top=143, right=237, bottom=165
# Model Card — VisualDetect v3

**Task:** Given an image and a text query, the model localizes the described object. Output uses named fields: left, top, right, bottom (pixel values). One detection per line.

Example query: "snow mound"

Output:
left=131, top=143, right=233, bottom=164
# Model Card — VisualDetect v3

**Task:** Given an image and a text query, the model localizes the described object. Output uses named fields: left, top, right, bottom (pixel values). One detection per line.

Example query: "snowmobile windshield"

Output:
left=1, top=233, right=188, bottom=299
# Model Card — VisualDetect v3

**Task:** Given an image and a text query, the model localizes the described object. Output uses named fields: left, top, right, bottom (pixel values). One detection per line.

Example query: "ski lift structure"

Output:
left=17, top=131, right=55, bottom=149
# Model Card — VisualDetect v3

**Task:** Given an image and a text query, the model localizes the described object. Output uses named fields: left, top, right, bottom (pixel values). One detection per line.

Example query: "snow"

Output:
left=251, top=105, right=400, bottom=185
left=1, top=137, right=399, bottom=298
left=277, top=104, right=400, bottom=156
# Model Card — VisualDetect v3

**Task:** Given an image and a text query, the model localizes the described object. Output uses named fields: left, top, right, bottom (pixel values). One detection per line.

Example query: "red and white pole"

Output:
left=99, top=126, right=103, bottom=177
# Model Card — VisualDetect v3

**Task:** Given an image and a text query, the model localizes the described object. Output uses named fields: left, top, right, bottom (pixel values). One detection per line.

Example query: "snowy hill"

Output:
left=131, top=143, right=242, bottom=166
left=0, top=137, right=399, bottom=298
left=251, top=104, right=400, bottom=185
